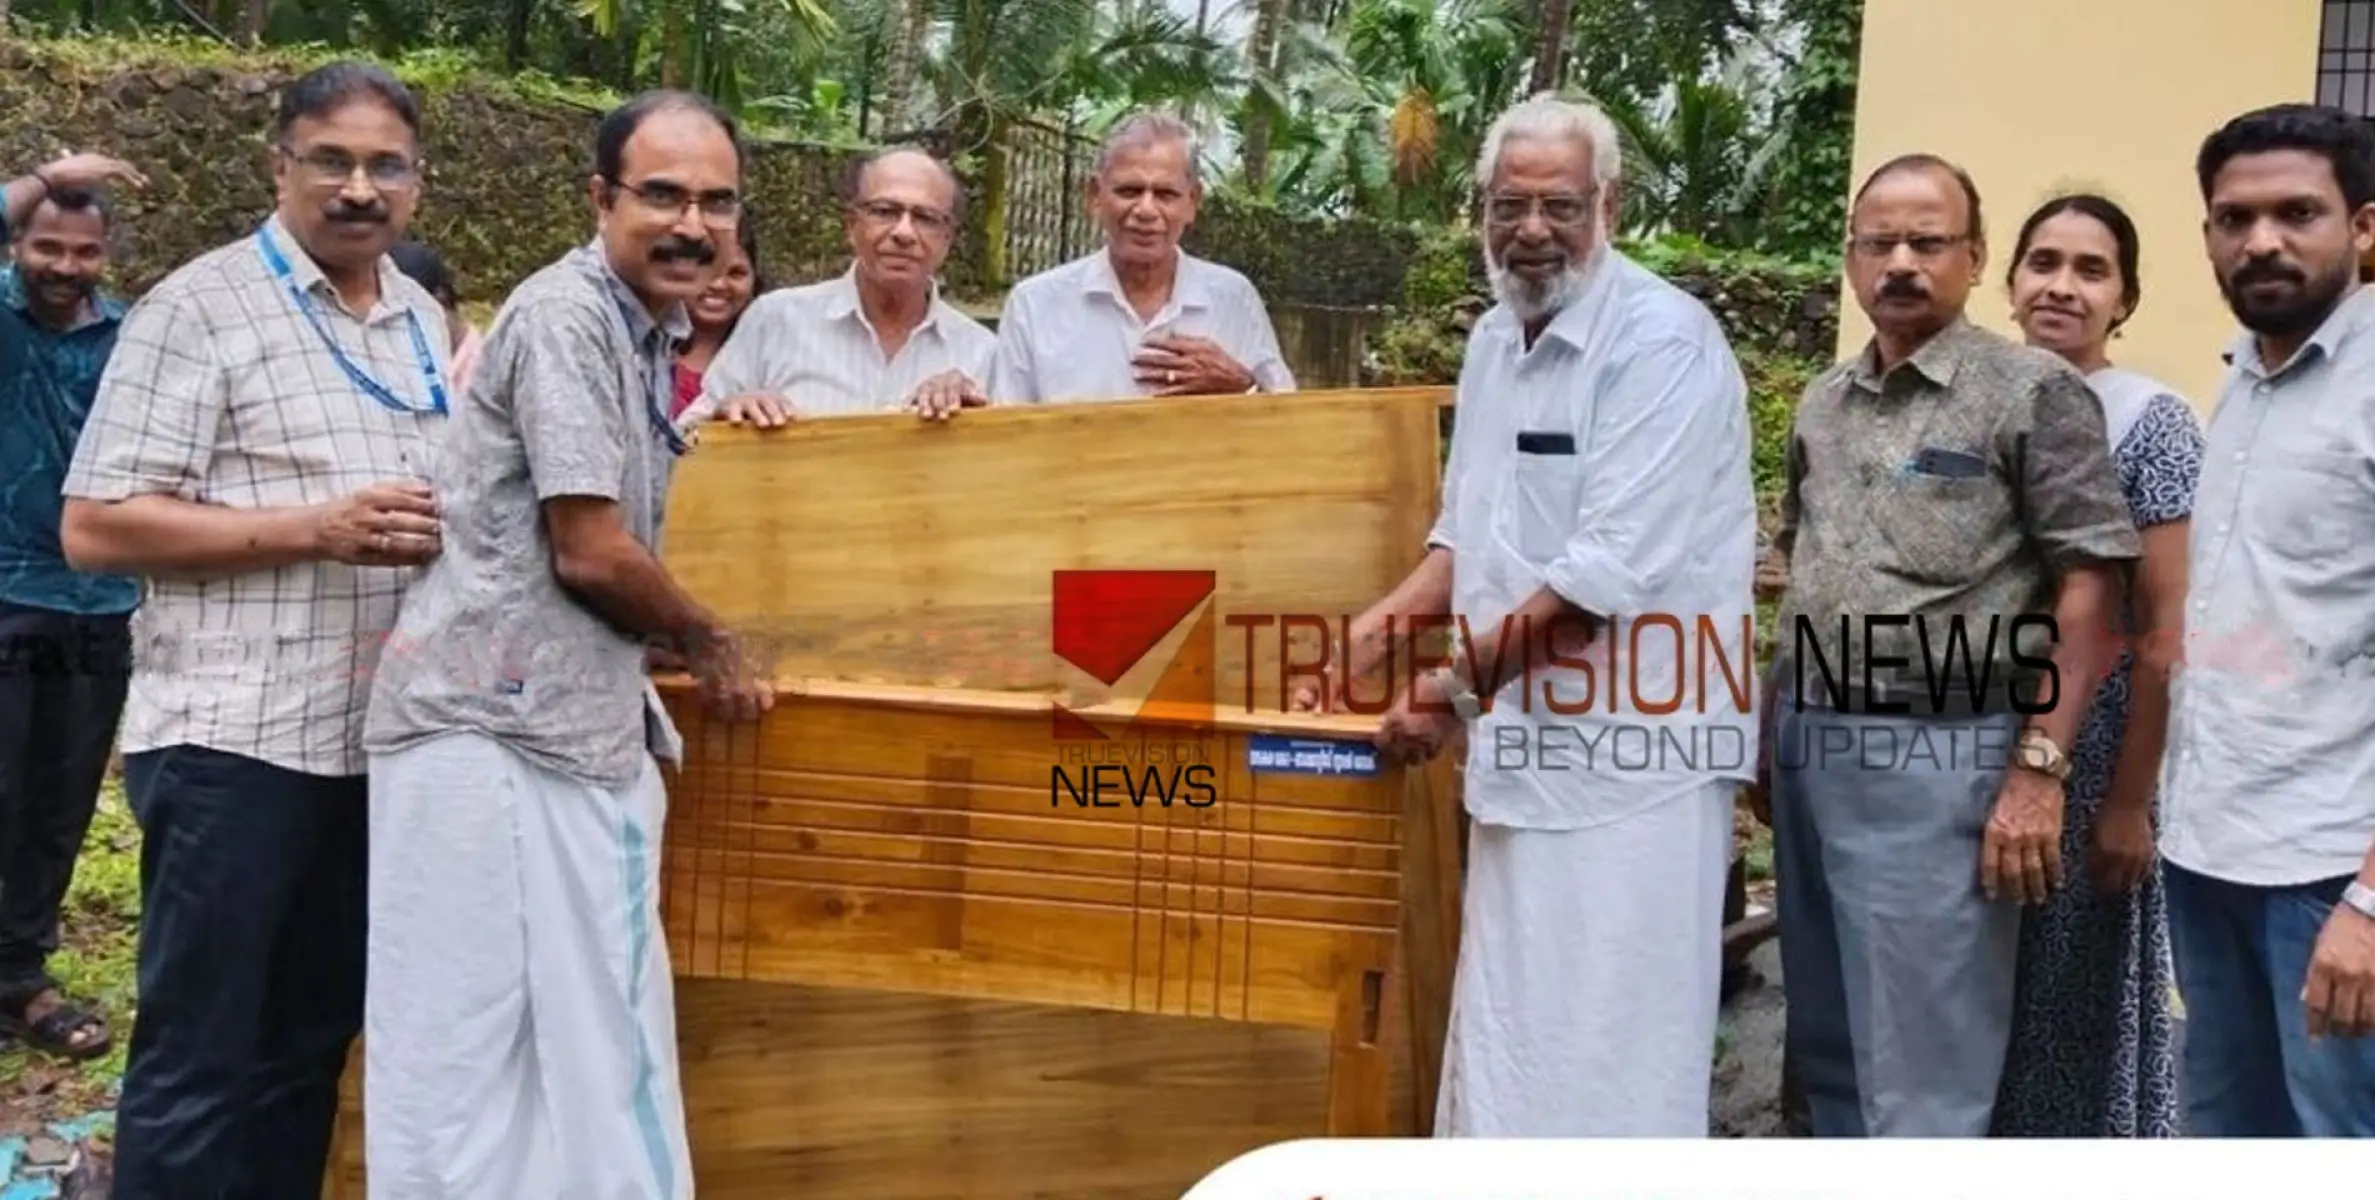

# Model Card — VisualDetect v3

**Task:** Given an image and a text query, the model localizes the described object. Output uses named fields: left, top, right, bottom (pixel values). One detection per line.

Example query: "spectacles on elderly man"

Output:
left=853, top=199, right=955, bottom=236
left=281, top=146, right=422, bottom=192
left=1484, top=191, right=1598, bottom=229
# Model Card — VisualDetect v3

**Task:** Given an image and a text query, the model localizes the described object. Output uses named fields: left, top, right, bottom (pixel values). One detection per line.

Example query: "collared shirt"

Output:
left=1428, top=251, right=1760, bottom=831
left=988, top=248, right=1295, bottom=404
left=681, top=266, right=997, bottom=422
left=0, top=260, right=137, bottom=615
left=62, top=213, right=448, bottom=778
left=1774, top=318, right=2140, bottom=704
left=364, top=241, right=693, bottom=792
left=2160, top=284, right=2375, bottom=887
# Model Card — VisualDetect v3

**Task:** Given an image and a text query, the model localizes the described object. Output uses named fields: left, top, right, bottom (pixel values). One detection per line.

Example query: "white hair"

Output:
left=1095, top=110, right=1203, bottom=184
left=1474, top=91, right=1624, bottom=193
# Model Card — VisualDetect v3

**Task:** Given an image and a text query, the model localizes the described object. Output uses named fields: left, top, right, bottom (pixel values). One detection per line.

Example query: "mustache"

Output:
left=2232, top=258, right=2305, bottom=289
left=651, top=235, right=717, bottom=265
left=28, top=272, right=93, bottom=291
left=1878, top=275, right=1929, bottom=300
left=325, top=203, right=388, bottom=224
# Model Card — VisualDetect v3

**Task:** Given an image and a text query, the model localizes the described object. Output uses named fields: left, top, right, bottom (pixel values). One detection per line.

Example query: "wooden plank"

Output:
left=661, top=387, right=1448, bottom=709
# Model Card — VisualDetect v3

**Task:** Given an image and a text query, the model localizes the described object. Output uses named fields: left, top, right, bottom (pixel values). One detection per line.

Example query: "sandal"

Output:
left=0, top=979, right=113, bottom=1061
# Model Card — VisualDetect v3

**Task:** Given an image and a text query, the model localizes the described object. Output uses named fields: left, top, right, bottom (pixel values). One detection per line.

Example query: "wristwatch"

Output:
left=1429, top=666, right=1483, bottom=721
left=2012, top=727, right=2072, bottom=782
left=2342, top=880, right=2375, bottom=922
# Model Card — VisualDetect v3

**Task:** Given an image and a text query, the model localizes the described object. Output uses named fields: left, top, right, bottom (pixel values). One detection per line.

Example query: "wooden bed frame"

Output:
left=324, top=387, right=1463, bottom=1198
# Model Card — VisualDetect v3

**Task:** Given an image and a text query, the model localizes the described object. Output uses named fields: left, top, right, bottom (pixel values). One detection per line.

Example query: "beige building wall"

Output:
left=1840, top=0, right=2325, bottom=409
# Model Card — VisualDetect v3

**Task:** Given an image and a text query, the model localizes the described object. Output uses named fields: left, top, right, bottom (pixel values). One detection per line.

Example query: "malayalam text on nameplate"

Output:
left=1246, top=735, right=1381, bottom=778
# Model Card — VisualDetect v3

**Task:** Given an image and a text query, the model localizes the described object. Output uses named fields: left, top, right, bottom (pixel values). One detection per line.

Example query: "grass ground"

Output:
left=0, top=777, right=138, bottom=1143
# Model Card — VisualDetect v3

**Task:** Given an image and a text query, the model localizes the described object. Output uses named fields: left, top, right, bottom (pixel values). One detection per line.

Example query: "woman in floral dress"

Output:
left=1991, top=193, right=2199, bottom=1137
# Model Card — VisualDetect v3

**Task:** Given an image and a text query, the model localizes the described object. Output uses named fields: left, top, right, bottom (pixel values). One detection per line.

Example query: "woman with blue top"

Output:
left=1992, top=192, right=2200, bottom=1137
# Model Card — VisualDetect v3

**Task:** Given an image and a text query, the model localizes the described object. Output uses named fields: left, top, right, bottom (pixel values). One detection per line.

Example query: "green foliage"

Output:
left=1398, top=227, right=1475, bottom=312
left=1757, top=0, right=1863, bottom=258
left=1740, top=348, right=1816, bottom=528
left=1180, top=191, right=1430, bottom=308
left=0, top=34, right=870, bottom=300
left=0, top=780, right=139, bottom=1113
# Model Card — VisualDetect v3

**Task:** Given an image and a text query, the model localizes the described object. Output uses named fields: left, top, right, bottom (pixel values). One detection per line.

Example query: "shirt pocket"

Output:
left=2254, top=449, right=2369, bottom=568
left=1873, top=468, right=2007, bottom=585
left=1498, top=440, right=1583, bottom=563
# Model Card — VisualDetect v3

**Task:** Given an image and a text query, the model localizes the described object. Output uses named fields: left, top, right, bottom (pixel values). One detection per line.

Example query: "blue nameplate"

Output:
left=1247, top=735, right=1381, bottom=778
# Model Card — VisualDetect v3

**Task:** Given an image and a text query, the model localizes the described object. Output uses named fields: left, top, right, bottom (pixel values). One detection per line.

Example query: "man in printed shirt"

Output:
left=59, top=62, right=450, bottom=1197
left=2162, top=103, right=2375, bottom=1137
left=683, top=146, right=997, bottom=427
left=1759, top=154, right=2137, bottom=1138
left=990, top=110, right=1295, bottom=404
left=363, top=90, right=773, bottom=1198
left=0, top=151, right=145, bottom=1066
left=1309, top=94, right=1758, bottom=1137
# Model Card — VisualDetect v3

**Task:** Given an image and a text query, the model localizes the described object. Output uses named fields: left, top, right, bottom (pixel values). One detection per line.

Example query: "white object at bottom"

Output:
left=1434, top=781, right=1731, bottom=1138
left=364, top=731, right=692, bottom=1199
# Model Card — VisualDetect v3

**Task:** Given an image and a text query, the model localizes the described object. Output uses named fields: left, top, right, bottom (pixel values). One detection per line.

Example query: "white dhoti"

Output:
left=1434, top=781, right=1732, bottom=1138
left=364, top=731, right=691, bottom=1199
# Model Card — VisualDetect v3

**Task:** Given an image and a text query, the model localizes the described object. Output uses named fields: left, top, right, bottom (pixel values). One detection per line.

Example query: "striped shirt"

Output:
left=988, top=248, right=1294, bottom=404
left=62, top=213, right=449, bottom=777
left=681, top=266, right=996, bottom=421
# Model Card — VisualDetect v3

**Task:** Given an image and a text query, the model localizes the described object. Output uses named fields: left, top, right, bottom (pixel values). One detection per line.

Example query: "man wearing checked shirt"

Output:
left=60, top=62, right=450, bottom=1197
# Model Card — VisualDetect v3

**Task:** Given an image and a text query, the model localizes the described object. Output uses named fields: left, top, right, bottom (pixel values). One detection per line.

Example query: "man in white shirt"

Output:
left=683, top=146, right=996, bottom=426
left=1307, top=93, right=1757, bottom=1137
left=989, top=111, right=1293, bottom=404
left=2162, top=102, right=2375, bottom=1137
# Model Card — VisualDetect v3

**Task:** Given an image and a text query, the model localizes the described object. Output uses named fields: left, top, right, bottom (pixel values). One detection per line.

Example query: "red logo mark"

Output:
left=1050, top=569, right=1217, bottom=740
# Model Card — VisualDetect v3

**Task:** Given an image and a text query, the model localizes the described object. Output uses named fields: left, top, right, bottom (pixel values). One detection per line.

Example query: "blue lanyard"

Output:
left=648, top=353, right=689, bottom=458
left=255, top=226, right=450, bottom=417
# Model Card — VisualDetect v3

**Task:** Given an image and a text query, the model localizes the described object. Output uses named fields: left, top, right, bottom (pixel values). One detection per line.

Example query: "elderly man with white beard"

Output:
left=1302, top=93, right=1759, bottom=1136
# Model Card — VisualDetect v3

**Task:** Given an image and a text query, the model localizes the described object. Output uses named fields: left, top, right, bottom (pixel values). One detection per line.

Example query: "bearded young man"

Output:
left=0, top=152, right=145, bottom=1068
left=2160, top=102, right=2375, bottom=1137
left=1305, top=93, right=1759, bottom=1137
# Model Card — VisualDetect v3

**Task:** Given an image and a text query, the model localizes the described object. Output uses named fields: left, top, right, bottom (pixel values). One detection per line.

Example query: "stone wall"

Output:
left=0, top=38, right=868, bottom=302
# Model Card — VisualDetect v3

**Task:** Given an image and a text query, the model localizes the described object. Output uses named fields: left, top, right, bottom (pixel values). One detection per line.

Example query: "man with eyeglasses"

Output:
left=1302, top=94, right=1757, bottom=1137
left=58, top=62, right=449, bottom=1197
left=1754, top=154, right=2137, bottom=1136
left=684, top=145, right=996, bottom=427
left=361, top=88, right=772, bottom=1199
left=989, top=110, right=1293, bottom=404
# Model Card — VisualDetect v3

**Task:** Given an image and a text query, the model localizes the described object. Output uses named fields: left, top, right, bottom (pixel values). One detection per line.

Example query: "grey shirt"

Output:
left=2161, top=284, right=2375, bottom=886
left=1775, top=317, right=2141, bottom=704
left=364, top=242, right=692, bottom=790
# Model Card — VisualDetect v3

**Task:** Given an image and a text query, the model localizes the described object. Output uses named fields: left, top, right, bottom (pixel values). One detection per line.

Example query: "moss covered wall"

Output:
left=0, top=38, right=871, bottom=303
left=1, top=35, right=1837, bottom=380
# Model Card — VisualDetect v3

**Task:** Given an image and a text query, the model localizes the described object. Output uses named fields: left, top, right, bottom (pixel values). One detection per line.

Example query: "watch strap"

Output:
left=2016, top=727, right=2072, bottom=782
left=2343, top=881, right=2375, bottom=921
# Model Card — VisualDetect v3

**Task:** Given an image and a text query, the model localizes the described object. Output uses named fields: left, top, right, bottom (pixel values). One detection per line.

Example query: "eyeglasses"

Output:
left=1847, top=232, right=1972, bottom=259
left=612, top=178, right=743, bottom=228
left=852, top=199, right=955, bottom=236
left=1484, top=191, right=1598, bottom=229
left=282, top=147, right=421, bottom=192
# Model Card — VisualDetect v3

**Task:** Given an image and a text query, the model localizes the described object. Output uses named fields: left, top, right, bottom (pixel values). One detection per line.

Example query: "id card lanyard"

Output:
left=255, top=225, right=451, bottom=419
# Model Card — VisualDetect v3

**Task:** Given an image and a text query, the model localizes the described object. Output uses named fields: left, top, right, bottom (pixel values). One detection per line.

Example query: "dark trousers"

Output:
left=0, top=602, right=130, bottom=995
left=112, top=744, right=367, bottom=1200
left=2166, top=862, right=2375, bottom=1137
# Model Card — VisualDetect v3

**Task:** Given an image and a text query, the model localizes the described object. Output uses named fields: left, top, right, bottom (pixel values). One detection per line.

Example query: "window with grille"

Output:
left=2319, top=0, right=2375, bottom=114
